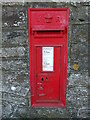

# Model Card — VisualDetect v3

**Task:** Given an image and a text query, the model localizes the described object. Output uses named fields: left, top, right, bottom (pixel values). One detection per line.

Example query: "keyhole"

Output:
left=46, top=77, right=48, bottom=80
left=41, top=78, right=44, bottom=81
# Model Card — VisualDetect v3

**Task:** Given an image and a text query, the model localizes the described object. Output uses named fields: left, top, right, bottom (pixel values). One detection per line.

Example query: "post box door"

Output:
left=36, top=47, right=61, bottom=102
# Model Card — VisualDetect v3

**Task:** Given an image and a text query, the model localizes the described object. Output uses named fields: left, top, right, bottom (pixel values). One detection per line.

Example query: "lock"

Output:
left=28, top=8, right=69, bottom=107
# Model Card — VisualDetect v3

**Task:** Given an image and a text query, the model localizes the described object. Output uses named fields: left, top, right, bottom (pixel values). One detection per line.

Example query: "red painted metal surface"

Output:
left=28, top=8, right=69, bottom=108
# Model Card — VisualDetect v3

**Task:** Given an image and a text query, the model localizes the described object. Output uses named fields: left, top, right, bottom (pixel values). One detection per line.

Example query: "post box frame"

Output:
left=28, top=8, right=69, bottom=108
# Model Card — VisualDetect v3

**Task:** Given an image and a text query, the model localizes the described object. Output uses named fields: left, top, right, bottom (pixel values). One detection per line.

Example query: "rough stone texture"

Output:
left=2, top=30, right=27, bottom=47
left=1, top=2, right=89, bottom=119
left=2, top=5, right=26, bottom=29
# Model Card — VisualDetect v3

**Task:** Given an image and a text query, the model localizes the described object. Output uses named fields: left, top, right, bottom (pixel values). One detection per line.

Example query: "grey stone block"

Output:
left=2, top=101, right=13, bottom=118
left=71, top=24, right=88, bottom=43
left=2, top=92, right=29, bottom=106
left=2, top=5, right=26, bottom=29
left=1, top=47, right=26, bottom=58
left=2, top=60, right=28, bottom=71
left=70, top=4, right=88, bottom=23
left=2, top=30, right=27, bottom=47
left=2, top=82, right=30, bottom=97
left=71, top=43, right=88, bottom=62
left=67, top=73, right=88, bottom=87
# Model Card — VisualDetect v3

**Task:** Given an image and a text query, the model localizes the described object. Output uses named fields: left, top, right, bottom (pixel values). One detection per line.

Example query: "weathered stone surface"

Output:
left=67, top=73, right=88, bottom=87
left=66, top=73, right=88, bottom=109
left=70, top=4, right=88, bottom=23
left=26, top=2, right=57, bottom=8
left=2, top=30, right=27, bottom=47
left=2, top=55, right=29, bottom=61
left=2, top=60, right=28, bottom=71
left=1, top=0, right=89, bottom=3
left=2, top=69, right=30, bottom=95
left=71, top=43, right=88, bottom=61
left=71, top=24, right=88, bottom=43
left=2, top=6, right=26, bottom=29
left=10, top=105, right=71, bottom=118
left=1, top=47, right=26, bottom=58
left=77, top=107, right=90, bottom=118
left=2, top=101, right=13, bottom=118
left=2, top=82, right=29, bottom=97
left=2, top=92, right=29, bottom=106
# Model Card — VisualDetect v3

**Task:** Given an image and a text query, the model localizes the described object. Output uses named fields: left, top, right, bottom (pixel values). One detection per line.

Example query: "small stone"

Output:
left=11, top=86, right=16, bottom=91
left=4, top=23, right=8, bottom=26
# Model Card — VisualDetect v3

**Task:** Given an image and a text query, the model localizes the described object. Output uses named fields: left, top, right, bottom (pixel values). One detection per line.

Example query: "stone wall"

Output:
left=1, top=2, right=89, bottom=118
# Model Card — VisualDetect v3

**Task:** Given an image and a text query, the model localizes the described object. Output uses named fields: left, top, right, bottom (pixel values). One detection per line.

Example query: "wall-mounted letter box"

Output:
left=28, top=8, right=69, bottom=107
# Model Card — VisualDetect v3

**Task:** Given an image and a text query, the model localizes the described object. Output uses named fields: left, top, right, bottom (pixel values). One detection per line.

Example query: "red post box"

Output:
left=28, top=8, right=69, bottom=107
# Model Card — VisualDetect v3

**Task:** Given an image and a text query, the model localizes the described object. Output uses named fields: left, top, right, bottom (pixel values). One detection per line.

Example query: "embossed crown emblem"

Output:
left=44, top=14, right=53, bottom=23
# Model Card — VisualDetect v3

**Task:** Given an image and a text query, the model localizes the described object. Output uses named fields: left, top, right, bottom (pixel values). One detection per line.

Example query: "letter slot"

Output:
left=32, top=26, right=65, bottom=37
